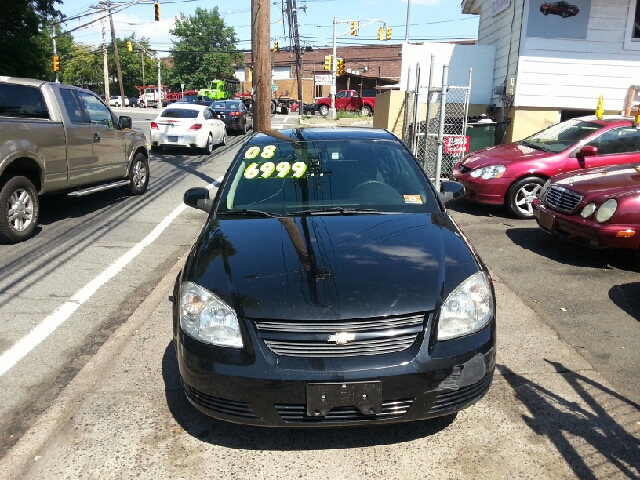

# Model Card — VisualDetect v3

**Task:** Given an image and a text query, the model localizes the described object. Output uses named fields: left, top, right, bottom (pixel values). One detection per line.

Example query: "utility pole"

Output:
left=107, top=0, right=126, bottom=105
left=405, top=0, right=411, bottom=42
left=289, top=0, right=304, bottom=115
left=100, top=0, right=109, bottom=100
left=330, top=16, right=337, bottom=119
left=52, top=25, right=59, bottom=83
left=252, top=0, right=271, bottom=132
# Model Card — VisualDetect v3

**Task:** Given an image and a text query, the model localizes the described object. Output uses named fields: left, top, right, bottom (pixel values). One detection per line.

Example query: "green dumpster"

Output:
left=466, top=122, right=497, bottom=153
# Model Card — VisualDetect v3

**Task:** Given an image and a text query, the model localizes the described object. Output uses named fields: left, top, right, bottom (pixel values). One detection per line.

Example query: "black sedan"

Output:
left=174, top=128, right=496, bottom=427
left=208, top=100, right=253, bottom=134
left=176, top=95, right=214, bottom=105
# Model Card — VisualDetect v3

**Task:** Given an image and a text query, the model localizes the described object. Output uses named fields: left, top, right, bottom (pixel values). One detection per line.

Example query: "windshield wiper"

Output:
left=217, top=209, right=283, bottom=218
left=520, top=140, right=551, bottom=152
left=288, top=207, right=392, bottom=216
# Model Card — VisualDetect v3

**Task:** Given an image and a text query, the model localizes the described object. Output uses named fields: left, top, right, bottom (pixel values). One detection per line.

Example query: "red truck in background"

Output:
left=316, top=89, right=376, bottom=117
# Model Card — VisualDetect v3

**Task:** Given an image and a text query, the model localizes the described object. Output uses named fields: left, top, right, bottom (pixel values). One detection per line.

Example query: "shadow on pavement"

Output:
left=498, top=361, right=640, bottom=479
left=446, top=197, right=513, bottom=219
left=162, top=342, right=457, bottom=449
left=609, top=283, right=640, bottom=321
left=504, top=227, right=639, bottom=272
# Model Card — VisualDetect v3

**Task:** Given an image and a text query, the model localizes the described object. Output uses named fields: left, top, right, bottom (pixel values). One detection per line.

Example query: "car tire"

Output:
left=542, top=9, right=548, bottom=15
left=506, top=176, right=545, bottom=219
left=219, top=128, right=227, bottom=146
left=361, top=105, right=372, bottom=116
left=0, top=175, right=39, bottom=243
left=318, top=104, right=329, bottom=117
left=243, top=121, right=248, bottom=135
left=122, top=154, right=149, bottom=196
left=202, top=133, right=214, bottom=155
left=561, top=11, right=568, bottom=18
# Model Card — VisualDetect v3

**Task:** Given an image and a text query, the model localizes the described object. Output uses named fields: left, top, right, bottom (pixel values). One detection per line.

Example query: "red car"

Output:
left=452, top=116, right=640, bottom=218
left=532, top=163, right=640, bottom=262
left=540, top=2, right=579, bottom=18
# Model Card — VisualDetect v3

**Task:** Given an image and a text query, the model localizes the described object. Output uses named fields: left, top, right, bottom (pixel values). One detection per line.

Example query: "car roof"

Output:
left=164, top=103, right=209, bottom=110
left=250, top=128, right=399, bottom=143
left=573, top=115, right=634, bottom=126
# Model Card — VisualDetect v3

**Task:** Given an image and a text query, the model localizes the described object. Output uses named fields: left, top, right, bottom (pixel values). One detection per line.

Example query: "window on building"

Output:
left=634, top=0, right=640, bottom=39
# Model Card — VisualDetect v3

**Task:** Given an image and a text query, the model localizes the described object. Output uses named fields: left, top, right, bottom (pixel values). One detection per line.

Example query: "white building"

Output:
left=462, top=0, right=640, bottom=141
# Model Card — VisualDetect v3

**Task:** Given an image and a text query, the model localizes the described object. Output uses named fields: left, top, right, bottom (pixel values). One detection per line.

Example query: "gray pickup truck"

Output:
left=0, top=77, right=150, bottom=243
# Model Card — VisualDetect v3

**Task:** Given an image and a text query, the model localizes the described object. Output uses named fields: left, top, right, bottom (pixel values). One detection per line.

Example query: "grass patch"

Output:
left=336, top=111, right=363, bottom=119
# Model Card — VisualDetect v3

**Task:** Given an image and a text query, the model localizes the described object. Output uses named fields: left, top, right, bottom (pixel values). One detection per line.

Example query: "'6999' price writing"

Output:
left=243, top=161, right=307, bottom=179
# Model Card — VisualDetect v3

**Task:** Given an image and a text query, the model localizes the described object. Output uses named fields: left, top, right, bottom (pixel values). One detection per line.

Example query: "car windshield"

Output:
left=217, top=136, right=438, bottom=216
left=521, top=119, right=603, bottom=153
left=161, top=108, right=199, bottom=119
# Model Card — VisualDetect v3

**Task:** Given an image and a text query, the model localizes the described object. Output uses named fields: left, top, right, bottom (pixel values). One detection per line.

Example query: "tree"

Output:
left=0, top=0, right=63, bottom=78
left=168, top=7, right=244, bottom=91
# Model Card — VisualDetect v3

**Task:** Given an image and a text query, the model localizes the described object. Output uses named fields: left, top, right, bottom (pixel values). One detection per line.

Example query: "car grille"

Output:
left=544, top=185, right=583, bottom=214
left=427, top=373, right=493, bottom=414
left=254, top=313, right=427, bottom=357
left=182, top=381, right=258, bottom=419
left=275, top=399, right=414, bottom=424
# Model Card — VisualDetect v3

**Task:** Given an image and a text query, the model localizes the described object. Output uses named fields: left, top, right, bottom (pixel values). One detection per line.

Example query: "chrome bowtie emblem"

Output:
left=328, top=332, right=355, bottom=345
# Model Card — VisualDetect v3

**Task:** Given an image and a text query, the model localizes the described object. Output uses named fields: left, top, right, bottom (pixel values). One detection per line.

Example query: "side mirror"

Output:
left=576, top=145, right=598, bottom=168
left=119, top=116, right=132, bottom=129
left=184, top=187, right=213, bottom=213
left=438, top=180, right=465, bottom=203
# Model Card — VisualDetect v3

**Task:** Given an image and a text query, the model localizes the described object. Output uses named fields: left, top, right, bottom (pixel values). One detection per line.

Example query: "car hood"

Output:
left=552, top=164, right=640, bottom=196
left=182, top=213, right=481, bottom=321
left=460, top=142, right=558, bottom=169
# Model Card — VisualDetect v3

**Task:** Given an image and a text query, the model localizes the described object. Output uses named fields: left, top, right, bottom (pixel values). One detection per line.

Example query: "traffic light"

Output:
left=350, top=21, right=358, bottom=36
left=377, top=27, right=384, bottom=41
left=337, top=58, right=345, bottom=75
left=52, top=55, right=60, bottom=72
left=386, top=27, right=392, bottom=40
left=324, top=55, right=332, bottom=71
left=154, top=2, right=160, bottom=21
left=273, top=41, right=279, bottom=53
left=127, top=41, right=132, bottom=52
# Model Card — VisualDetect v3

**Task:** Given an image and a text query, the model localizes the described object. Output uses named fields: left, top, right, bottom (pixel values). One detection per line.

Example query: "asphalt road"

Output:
left=446, top=198, right=640, bottom=405
left=0, top=114, right=248, bottom=459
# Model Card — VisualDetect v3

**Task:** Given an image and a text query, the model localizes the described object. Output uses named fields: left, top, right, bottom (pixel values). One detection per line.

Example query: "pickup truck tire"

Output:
left=318, top=104, right=329, bottom=117
left=122, top=154, right=149, bottom=196
left=0, top=176, right=39, bottom=243
left=361, top=105, right=372, bottom=116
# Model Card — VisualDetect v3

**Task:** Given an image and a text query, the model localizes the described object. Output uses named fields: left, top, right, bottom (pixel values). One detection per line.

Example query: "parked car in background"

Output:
left=540, top=2, right=579, bottom=18
left=176, top=95, right=213, bottom=105
left=0, top=77, right=149, bottom=243
left=316, top=89, right=375, bottom=117
left=533, top=163, right=640, bottom=262
left=149, top=104, right=226, bottom=154
left=452, top=116, right=640, bottom=218
left=208, top=99, right=252, bottom=134
left=109, top=95, right=129, bottom=107
left=174, top=128, right=496, bottom=427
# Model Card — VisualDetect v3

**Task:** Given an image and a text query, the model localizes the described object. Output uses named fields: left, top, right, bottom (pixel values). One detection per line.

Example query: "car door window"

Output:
left=586, top=127, right=640, bottom=155
left=59, top=89, right=86, bottom=124
left=78, top=92, right=115, bottom=129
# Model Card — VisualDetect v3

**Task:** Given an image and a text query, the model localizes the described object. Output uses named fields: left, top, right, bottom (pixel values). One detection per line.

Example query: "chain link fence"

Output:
left=403, top=83, right=470, bottom=180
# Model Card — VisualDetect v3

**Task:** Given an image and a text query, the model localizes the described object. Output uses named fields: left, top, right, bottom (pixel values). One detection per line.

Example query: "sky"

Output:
left=56, top=0, right=479, bottom=54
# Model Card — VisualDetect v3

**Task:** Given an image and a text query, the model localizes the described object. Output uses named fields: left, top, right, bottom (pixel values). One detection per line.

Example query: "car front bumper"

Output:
left=175, top=315, right=496, bottom=427
left=451, top=167, right=512, bottom=205
left=533, top=203, right=640, bottom=250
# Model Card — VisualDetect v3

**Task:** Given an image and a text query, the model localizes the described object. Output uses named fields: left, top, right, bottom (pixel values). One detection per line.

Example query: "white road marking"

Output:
left=0, top=177, right=224, bottom=377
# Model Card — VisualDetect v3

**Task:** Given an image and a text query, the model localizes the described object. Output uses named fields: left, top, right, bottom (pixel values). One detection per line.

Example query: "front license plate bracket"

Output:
left=538, top=209, right=555, bottom=230
left=306, top=381, right=382, bottom=417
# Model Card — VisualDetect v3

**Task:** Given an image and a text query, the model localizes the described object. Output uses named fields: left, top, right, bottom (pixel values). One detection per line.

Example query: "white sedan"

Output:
left=109, top=95, right=129, bottom=107
left=150, top=104, right=227, bottom=154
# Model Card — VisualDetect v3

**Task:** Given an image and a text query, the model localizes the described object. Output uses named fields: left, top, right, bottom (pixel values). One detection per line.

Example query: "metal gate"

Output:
left=402, top=60, right=471, bottom=187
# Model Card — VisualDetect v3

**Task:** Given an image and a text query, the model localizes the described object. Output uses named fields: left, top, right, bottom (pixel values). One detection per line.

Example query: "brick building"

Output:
left=236, top=44, right=403, bottom=103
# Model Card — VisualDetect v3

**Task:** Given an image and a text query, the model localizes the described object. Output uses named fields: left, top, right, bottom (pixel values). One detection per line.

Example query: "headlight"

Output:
left=180, top=282, right=243, bottom=348
left=469, top=165, right=506, bottom=180
left=438, top=272, right=494, bottom=341
left=595, top=199, right=617, bottom=223
left=580, top=203, right=596, bottom=219
left=538, top=179, right=551, bottom=199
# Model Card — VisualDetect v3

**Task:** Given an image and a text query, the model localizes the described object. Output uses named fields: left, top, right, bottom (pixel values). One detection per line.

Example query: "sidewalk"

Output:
left=2, top=257, right=639, bottom=479
left=298, top=114, right=373, bottom=128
